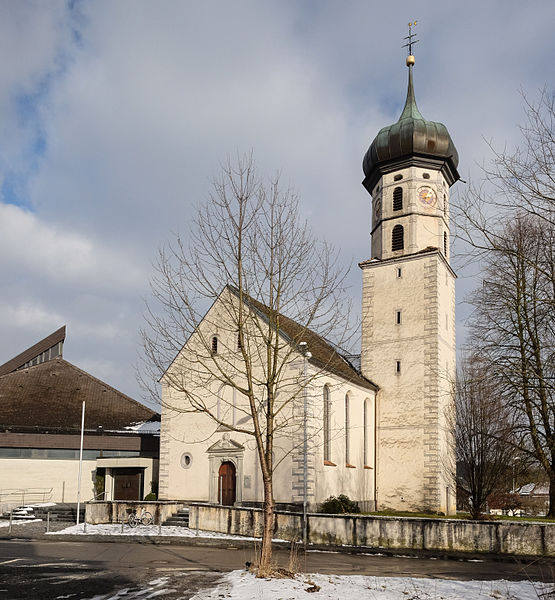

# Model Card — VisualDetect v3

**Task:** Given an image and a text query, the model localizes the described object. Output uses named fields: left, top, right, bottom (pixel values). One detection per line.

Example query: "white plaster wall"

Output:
left=312, top=381, right=376, bottom=509
left=0, top=458, right=97, bottom=509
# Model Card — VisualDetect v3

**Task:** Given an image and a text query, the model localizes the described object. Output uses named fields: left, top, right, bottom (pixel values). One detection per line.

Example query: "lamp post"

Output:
left=299, top=342, right=311, bottom=549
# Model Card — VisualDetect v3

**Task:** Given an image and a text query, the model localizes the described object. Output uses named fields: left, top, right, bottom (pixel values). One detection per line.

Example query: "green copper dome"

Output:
left=362, top=64, right=459, bottom=193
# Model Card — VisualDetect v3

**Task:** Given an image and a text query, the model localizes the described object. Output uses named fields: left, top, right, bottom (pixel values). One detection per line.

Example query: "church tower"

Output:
left=360, top=47, right=459, bottom=514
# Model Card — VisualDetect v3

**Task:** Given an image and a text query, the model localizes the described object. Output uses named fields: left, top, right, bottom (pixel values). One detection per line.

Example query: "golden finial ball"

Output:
left=406, top=55, right=415, bottom=66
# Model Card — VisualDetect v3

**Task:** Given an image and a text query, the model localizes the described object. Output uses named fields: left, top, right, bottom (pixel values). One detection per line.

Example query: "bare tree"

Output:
left=467, top=215, right=555, bottom=515
left=140, top=154, right=353, bottom=575
left=449, top=355, right=517, bottom=519
left=454, top=89, right=555, bottom=515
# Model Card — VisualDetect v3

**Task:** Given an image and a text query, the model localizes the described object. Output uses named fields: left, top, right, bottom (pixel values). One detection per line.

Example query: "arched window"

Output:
left=237, top=332, right=242, bottom=351
left=211, top=336, right=218, bottom=355
left=444, top=232, right=448, bottom=256
left=392, top=225, right=404, bottom=251
left=363, top=399, right=369, bottom=466
left=393, top=187, right=403, bottom=211
left=345, top=394, right=350, bottom=465
left=323, top=385, right=331, bottom=462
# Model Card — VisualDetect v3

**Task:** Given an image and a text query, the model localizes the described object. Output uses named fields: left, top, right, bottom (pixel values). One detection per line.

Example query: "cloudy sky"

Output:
left=0, top=0, right=552, bottom=407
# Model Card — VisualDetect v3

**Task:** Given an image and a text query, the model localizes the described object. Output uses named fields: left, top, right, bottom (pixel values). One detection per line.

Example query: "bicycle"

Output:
left=128, top=507, right=153, bottom=527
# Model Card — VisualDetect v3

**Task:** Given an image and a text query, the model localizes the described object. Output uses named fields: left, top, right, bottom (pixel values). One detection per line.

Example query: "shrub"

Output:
left=144, top=492, right=157, bottom=501
left=319, top=494, right=360, bottom=514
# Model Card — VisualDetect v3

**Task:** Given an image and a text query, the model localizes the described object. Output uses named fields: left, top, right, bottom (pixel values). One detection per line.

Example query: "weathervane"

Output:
left=402, top=21, right=419, bottom=56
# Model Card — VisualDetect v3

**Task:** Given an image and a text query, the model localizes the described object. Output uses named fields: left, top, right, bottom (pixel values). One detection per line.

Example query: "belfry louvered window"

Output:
left=392, top=224, right=404, bottom=251
left=393, top=187, right=403, bottom=211
left=444, top=232, right=448, bottom=255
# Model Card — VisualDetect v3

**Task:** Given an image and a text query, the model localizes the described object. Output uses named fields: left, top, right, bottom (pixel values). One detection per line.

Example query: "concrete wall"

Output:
left=85, top=501, right=184, bottom=524
left=189, top=504, right=555, bottom=557
left=0, top=457, right=97, bottom=512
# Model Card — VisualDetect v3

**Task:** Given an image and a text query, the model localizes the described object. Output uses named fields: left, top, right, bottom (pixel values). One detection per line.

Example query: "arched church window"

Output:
left=345, top=394, right=351, bottom=464
left=323, top=385, right=331, bottom=462
left=211, top=336, right=218, bottom=355
left=392, top=225, right=404, bottom=251
left=363, top=399, right=369, bottom=466
left=393, top=187, right=403, bottom=211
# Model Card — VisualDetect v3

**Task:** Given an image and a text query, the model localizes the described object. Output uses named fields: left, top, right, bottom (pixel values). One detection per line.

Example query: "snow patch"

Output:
left=189, top=570, right=553, bottom=600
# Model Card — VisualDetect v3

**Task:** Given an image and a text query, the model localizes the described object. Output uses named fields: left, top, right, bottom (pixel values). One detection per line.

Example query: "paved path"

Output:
left=0, top=538, right=553, bottom=599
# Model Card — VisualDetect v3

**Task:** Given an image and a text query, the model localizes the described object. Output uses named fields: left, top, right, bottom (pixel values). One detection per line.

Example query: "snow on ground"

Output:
left=0, top=519, right=42, bottom=528
left=48, top=522, right=283, bottom=541
left=190, top=570, right=552, bottom=600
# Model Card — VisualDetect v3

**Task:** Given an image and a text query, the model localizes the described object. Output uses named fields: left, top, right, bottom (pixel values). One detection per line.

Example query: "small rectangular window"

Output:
left=396, top=360, right=401, bottom=374
left=396, top=310, right=401, bottom=325
left=396, top=267, right=402, bottom=278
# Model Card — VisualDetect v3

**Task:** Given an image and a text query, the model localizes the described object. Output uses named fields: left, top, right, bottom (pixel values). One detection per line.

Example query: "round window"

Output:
left=180, top=453, right=192, bottom=469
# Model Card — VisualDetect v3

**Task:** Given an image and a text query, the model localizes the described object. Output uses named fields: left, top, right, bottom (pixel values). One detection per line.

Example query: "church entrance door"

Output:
left=218, top=461, right=236, bottom=505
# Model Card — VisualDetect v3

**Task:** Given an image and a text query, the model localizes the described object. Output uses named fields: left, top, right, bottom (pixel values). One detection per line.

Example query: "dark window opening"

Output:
left=396, top=360, right=401, bottom=374
left=392, top=225, right=404, bottom=251
left=423, top=172, right=430, bottom=179
left=393, top=174, right=403, bottom=181
left=444, top=232, right=448, bottom=256
left=211, top=336, right=218, bottom=355
left=237, top=333, right=242, bottom=351
left=393, top=187, right=403, bottom=211
left=396, top=267, right=402, bottom=278
left=396, top=310, right=401, bottom=325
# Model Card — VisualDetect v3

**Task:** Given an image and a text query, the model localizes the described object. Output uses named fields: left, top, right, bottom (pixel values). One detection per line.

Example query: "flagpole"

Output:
left=76, top=400, right=85, bottom=526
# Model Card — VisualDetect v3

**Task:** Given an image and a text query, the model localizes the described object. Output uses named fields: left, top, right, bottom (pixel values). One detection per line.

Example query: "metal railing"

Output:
left=0, top=487, right=53, bottom=507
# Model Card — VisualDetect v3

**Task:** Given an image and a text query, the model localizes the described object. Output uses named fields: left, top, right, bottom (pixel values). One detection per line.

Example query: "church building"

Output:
left=158, top=50, right=459, bottom=515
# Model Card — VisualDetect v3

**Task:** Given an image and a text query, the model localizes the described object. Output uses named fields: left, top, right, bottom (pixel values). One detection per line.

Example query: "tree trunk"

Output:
left=547, top=475, right=555, bottom=518
left=257, top=475, right=274, bottom=576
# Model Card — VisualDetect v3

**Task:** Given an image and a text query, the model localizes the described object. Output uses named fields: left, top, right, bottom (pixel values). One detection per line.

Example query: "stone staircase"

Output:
left=1, top=503, right=85, bottom=522
left=162, top=507, right=190, bottom=527
left=33, top=504, right=85, bottom=522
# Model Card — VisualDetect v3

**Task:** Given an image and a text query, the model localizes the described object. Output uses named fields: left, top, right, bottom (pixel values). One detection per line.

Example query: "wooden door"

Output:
left=113, top=468, right=143, bottom=501
left=218, top=461, right=236, bottom=505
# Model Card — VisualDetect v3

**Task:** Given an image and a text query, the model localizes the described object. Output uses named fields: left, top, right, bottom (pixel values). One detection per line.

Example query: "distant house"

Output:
left=0, top=326, right=160, bottom=509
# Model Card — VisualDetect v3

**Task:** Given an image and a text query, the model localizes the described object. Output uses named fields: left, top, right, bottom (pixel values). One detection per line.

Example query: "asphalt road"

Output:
left=0, top=539, right=553, bottom=600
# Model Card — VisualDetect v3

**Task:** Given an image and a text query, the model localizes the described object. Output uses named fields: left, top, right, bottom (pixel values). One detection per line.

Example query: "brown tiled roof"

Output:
left=0, top=358, right=159, bottom=431
left=228, top=286, right=377, bottom=391
left=0, top=326, right=66, bottom=376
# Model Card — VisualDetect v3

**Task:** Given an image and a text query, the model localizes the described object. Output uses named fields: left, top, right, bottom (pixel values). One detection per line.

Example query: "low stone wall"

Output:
left=86, top=501, right=184, bottom=525
left=188, top=503, right=555, bottom=557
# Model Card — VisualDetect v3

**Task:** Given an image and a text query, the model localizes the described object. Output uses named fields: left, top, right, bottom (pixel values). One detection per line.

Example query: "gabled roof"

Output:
left=0, top=357, right=159, bottom=431
left=227, top=286, right=377, bottom=392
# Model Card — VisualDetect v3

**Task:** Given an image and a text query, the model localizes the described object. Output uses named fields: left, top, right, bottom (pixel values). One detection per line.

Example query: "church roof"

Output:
left=362, top=60, right=459, bottom=192
left=0, top=357, right=159, bottom=431
left=227, top=286, right=378, bottom=391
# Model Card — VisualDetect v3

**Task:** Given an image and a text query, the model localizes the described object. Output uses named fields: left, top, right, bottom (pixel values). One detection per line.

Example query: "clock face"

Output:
left=418, top=186, right=437, bottom=207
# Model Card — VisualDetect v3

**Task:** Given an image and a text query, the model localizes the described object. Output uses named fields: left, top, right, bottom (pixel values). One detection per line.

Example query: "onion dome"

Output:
left=362, top=56, right=459, bottom=193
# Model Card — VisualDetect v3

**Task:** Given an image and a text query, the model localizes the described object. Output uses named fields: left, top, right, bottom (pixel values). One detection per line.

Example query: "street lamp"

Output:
left=299, top=342, right=312, bottom=549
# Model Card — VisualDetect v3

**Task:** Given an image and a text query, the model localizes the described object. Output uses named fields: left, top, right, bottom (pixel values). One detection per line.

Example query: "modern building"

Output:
left=0, top=326, right=160, bottom=510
